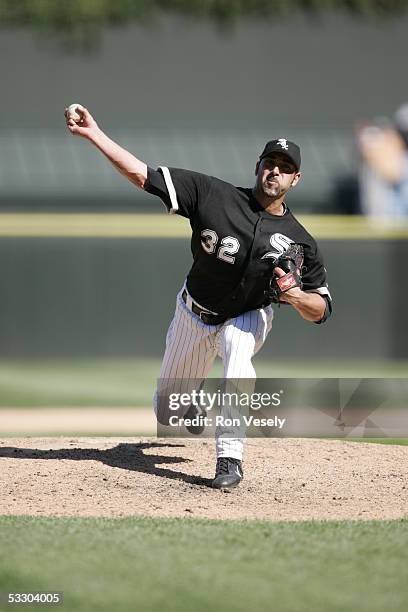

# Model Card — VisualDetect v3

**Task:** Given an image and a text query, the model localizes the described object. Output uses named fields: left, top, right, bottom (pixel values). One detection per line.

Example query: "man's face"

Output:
left=255, top=154, right=301, bottom=199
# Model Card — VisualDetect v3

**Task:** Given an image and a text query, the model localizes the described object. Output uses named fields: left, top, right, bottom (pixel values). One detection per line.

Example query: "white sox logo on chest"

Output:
left=262, top=233, right=294, bottom=262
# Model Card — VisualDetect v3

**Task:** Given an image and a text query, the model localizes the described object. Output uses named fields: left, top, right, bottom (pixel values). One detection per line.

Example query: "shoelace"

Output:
left=217, top=457, right=232, bottom=475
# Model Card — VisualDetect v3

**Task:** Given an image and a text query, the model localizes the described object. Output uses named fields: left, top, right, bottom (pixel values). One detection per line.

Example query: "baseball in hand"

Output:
left=65, top=103, right=84, bottom=123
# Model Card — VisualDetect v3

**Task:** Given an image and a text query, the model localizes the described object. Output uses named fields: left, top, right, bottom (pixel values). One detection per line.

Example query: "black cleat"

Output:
left=184, top=404, right=207, bottom=435
left=212, top=457, right=243, bottom=490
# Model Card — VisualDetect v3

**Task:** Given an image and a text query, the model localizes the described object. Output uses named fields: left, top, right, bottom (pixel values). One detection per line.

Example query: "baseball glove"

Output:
left=265, top=243, right=304, bottom=304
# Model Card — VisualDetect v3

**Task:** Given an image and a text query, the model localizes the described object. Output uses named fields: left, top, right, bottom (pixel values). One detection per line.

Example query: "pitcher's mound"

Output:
left=0, top=437, right=407, bottom=521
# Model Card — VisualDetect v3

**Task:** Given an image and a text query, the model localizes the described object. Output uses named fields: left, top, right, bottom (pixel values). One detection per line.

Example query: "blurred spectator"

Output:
left=356, top=104, right=408, bottom=219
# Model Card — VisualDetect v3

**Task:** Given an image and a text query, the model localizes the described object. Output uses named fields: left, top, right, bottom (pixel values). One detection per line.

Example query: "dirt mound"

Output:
left=0, top=437, right=407, bottom=521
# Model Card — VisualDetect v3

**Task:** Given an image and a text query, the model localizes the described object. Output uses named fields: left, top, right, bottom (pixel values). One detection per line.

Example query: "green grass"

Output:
left=0, top=358, right=407, bottom=407
left=0, top=517, right=407, bottom=612
left=0, top=359, right=160, bottom=407
left=346, top=438, right=408, bottom=445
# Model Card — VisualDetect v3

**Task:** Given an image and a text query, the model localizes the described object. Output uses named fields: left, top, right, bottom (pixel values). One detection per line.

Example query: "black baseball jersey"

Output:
left=145, top=166, right=332, bottom=322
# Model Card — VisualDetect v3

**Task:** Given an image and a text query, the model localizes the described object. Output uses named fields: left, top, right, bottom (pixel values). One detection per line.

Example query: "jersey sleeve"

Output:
left=144, top=166, right=212, bottom=219
left=302, top=242, right=333, bottom=324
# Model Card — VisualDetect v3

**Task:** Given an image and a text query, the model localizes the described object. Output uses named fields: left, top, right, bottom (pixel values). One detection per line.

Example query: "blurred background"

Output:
left=0, top=0, right=407, bottom=429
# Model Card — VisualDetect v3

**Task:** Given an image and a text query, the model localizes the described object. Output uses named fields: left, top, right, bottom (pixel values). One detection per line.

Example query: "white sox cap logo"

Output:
left=277, top=138, right=289, bottom=150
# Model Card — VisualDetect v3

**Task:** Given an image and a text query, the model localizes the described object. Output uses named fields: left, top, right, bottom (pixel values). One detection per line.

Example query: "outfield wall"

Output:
left=0, top=233, right=405, bottom=360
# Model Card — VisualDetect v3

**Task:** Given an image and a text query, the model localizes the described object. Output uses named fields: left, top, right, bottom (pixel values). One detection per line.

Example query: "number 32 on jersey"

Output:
left=201, top=229, right=240, bottom=264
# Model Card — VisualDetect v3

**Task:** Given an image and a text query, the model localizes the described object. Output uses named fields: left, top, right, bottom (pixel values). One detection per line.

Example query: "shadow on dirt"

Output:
left=0, top=442, right=213, bottom=488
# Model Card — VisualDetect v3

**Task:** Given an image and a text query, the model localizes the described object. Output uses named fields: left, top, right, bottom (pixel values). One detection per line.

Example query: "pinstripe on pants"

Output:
left=154, top=286, right=274, bottom=460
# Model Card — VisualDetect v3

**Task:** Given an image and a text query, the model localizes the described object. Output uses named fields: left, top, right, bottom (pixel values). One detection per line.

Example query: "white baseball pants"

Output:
left=154, top=286, right=274, bottom=460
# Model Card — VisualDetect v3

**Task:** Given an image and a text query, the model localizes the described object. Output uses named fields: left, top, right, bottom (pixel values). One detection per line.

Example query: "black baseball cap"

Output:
left=259, top=139, right=301, bottom=170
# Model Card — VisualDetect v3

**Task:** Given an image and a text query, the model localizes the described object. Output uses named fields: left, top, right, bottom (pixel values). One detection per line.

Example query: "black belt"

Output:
left=182, top=290, right=227, bottom=326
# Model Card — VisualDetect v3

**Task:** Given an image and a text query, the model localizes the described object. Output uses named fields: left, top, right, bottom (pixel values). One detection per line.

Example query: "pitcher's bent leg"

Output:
left=154, top=290, right=219, bottom=425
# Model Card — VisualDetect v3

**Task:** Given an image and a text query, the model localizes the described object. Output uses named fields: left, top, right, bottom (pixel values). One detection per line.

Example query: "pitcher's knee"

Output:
left=153, top=390, right=174, bottom=426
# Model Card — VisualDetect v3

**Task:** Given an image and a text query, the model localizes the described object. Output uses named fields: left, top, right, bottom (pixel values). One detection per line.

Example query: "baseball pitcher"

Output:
left=65, top=105, right=332, bottom=490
